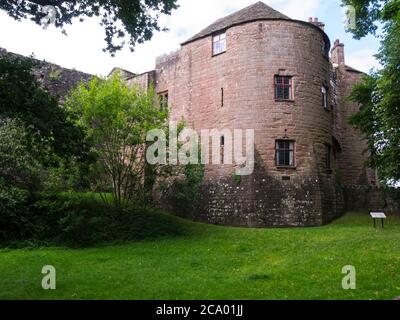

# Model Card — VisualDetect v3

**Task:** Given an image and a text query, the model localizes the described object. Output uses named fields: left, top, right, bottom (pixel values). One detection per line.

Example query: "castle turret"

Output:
left=122, top=2, right=386, bottom=227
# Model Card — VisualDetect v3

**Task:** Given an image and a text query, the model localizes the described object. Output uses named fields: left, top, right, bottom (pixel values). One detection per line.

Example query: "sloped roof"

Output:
left=345, top=65, right=364, bottom=74
left=107, top=67, right=136, bottom=79
left=182, top=1, right=290, bottom=45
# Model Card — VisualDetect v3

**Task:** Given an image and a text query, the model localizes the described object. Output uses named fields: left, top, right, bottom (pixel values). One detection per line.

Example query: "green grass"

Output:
left=1, top=213, right=400, bottom=300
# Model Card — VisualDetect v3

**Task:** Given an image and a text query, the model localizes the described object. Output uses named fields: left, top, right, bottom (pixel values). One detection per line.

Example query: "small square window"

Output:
left=275, top=76, right=293, bottom=100
left=276, top=140, right=295, bottom=167
left=213, top=32, right=226, bottom=55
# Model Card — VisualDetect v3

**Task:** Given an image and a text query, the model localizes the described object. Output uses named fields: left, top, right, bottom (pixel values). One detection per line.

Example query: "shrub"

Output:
left=0, top=117, right=41, bottom=190
left=26, top=192, right=189, bottom=248
left=166, top=164, right=205, bottom=217
left=0, top=118, right=41, bottom=241
left=66, top=74, right=169, bottom=208
left=0, top=181, right=32, bottom=241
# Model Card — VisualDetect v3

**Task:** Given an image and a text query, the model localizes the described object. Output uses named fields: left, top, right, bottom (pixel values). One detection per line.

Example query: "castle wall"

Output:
left=154, top=20, right=344, bottom=227
left=0, top=48, right=93, bottom=101
left=126, top=71, right=155, bottom=91
left=335, top=67, right=374, bottom=186
left=331, top=43, right=383, bottom=213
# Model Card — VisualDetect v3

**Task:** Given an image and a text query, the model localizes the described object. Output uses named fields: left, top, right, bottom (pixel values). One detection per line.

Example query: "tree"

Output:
left=66, top=73, right=169, bottom=207
left=0, top=118, right=42, bottom=240
left=0, top=117, right=42, bottom=190
left=1, top=0, right=178, bottom=55
left=342, top=0, right=400, bottom=182
left=0, top=54, right=89, bottom=163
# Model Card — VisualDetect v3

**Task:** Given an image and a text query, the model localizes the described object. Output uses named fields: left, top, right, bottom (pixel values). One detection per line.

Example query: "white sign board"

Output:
left=370, top=212, right=387, bottom=219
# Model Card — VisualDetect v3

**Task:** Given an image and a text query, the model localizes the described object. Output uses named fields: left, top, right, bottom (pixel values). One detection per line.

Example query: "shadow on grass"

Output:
left=0, top=192, right=213, bottom=250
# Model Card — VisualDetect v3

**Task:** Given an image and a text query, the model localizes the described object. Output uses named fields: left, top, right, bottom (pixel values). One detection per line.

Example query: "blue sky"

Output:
left=0, top=0, right=382, bottom=76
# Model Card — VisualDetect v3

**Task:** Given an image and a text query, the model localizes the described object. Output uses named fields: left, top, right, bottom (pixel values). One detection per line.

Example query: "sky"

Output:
left=0, top=0, right=382, bottom=77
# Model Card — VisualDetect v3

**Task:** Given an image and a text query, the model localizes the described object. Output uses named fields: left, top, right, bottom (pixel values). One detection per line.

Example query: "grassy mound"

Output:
left=2, top=192, right=202, bottom=248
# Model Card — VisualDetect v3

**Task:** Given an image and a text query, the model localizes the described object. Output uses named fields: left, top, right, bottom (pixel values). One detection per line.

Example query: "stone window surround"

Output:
left=274, top=74, right=294, bottom=102
left=322, top=84, right=329, bottom=110
left=275, top=139, right=296, bottom=169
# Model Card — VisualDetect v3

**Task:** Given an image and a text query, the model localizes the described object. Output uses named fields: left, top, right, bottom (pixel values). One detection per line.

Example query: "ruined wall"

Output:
left=0, top=48, right=93, bottom=101
left=126, top=71, right=156, bottom=91
left=330, top=39, right=382, bottom=213
left=154, top=20, right=344, bottom=227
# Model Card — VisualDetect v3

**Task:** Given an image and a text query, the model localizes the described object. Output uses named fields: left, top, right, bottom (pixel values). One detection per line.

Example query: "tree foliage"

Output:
left=0, top=118, right=42, bottom=241
left=0, top=54, right=89, bottom=163
left=66, top=73, right=169, bottom=207
left=341, top=0, right=389, bottom=38
left=1, top=0, right=178, bottom=55
left=343, top=0, right=400, bottom=182
left=166, top=163, right=205, bottom=217
left=0, top=117, right=42, bottom=190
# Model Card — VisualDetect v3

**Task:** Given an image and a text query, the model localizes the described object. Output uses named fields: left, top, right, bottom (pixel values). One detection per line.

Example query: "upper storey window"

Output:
left=275, top=75, right=293, bottom=101
left=213, top=32, right=226, bottom=56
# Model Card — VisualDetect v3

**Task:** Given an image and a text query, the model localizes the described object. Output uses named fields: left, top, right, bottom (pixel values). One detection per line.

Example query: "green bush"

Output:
left=26, top=192, right=189, bottom=248
left=0, top=181, right=33, bottom=241
left=166, top=164, right=205, bottom=217
left=0, top=117, right=42, bottom=190
left=0, top=189, right=191, bottom=248
left=43, top=156, right=99, bottom=193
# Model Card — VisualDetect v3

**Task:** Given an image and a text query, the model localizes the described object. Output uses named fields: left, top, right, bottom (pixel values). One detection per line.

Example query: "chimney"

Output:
left=308, top=17, right=325, bottom=30
left=331, top=39, right=345, bottom=66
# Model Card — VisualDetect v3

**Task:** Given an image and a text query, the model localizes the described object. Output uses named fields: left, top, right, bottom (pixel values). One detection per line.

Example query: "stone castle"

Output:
left=118, top=2, right=380, bottom=227
left=2, top=2, right=387, bottom=227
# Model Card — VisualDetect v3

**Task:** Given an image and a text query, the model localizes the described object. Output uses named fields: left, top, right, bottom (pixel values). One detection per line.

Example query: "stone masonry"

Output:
left=0, top=48, right=93, bottom=100
left=120, top=2, right=383, bottom=227
left=1, top=2, right=385, bottom=227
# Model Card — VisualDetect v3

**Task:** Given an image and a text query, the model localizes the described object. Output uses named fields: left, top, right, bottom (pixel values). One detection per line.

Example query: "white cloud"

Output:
left=1, top=0, right=325, bottom=76
left=346, top=49, right=382, bottom=73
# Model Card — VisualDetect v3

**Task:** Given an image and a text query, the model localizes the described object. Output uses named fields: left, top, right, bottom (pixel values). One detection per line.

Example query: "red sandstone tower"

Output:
left=127, top=2, right=378, bottom=227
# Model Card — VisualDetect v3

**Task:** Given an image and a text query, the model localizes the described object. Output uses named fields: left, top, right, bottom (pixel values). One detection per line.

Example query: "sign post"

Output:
left=370, top=212, right=387, bottom=229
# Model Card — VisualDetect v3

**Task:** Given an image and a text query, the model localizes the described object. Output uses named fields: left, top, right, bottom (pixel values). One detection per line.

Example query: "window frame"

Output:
left=220, top=135, right=225, bottom=164
left=158, top=91, right=169, bottom=110
left=322, top=85, right=329, bottom=110
left=274, top=75, right=294, bottom=101
left=212, top=31, right=227, bottom=56
left=275, top=140, right=296, bottom=168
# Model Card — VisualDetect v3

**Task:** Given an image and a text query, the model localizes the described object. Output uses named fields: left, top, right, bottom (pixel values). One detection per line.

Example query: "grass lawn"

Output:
left=0, top=212, right=399, bottom=300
